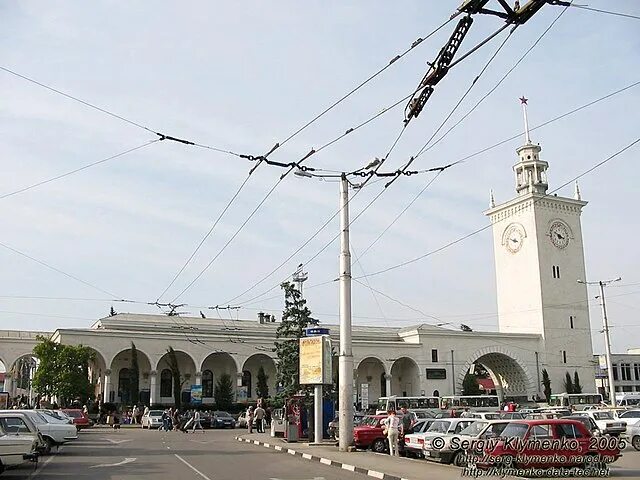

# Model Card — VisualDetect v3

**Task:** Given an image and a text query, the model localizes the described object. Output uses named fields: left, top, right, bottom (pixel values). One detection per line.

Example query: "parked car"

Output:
left=402, top=419, right=436, bottom=458
left=618, top=409, right=640, bottom=426
left=405, top=418, right=476, bottom=458
left=13, top=410, right=77, bottom=453
left=328, top=412, right=366, bottom=440
left=0, top=420, right=39, bottom=474
left=141, top=410, right=164, bottom=429
left=211, top=411, right=235, bottom=429
left=61, top=409, right=92, bottom=430
left=353, top=415, right=388, bottom=453
left=499, top=412, right=525, bottom=420
left=468, top=412, right=503, bottom=421
left=628, top=423, right=640, bottom=451
left=475, top=419, right=622, bottom=469
left=575, top=410, right=627, bottom=436
left=0, top=411, right=45, bottom=454
left=424, top=420, right=510, bottom=467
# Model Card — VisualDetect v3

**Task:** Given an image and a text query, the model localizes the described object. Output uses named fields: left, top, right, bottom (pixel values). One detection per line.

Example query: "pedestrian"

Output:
left=172, top=409, right=180, bottom=431
left=247, top=406, right=254, bottom=434
left=400, top=406, right=414, bottom=435
left=382, top=409, right=401, bottom=456
left=132, top=405, right=139, bottom=424
left=191, top=410, right=204, bottom=434
left=254, top=404, right=266, bottom=433
left=161, top=409, right=171, bottom=431
left=460, top=407, right=471, bottom=418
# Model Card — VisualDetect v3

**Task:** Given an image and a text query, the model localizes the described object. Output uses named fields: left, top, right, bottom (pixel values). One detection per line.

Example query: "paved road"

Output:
left=3, top=427, right=640, bottom=479
left=2, top=427, right=364, bottom=480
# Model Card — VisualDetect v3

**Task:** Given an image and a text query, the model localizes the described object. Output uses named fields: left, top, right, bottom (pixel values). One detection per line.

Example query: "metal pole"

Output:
left=450, top=350, right=455, bottom=394
left=535, top=351, right=541, bottom=399
left=599, top=281, right=616, bottom=408
left=338, top=173, right=354, bottom=451
left=314, top=384, right=323, bottom=443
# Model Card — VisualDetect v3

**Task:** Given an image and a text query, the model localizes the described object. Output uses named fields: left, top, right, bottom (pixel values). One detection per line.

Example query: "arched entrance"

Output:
left=457, top=348, right=534, bottom=402
left=391, top=357, right=420, bottom=397
left=356, top=357, right=386, bottom=409
left=155, top=350, right=197, bottom=406
left=200, top=352, right=237, bottom=405
left=242, top=354, right=276, bottom=401
left=110, top=347, right=152, bottom=405
left=6, top=354, right=38, bottom=406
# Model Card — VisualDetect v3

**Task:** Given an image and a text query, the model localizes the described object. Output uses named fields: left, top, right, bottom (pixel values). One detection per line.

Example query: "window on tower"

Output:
left=552, top=265, right=561, bottom=278
left=431, top=349, right=438, bottom=363
left=562, top=351, right=567, bottom=364
left=569, top=316, right=574, bottom=329
left=622, top=363, right=632, bottom=381
left=613, top=364, right=619, bottom=381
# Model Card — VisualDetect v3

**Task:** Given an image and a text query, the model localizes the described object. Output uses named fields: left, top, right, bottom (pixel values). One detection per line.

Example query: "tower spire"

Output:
left=574, top=180, right=581, bottom=200
left=489, top=189, right=496, bottom=208
left=520, top=95, right=531, bottom=144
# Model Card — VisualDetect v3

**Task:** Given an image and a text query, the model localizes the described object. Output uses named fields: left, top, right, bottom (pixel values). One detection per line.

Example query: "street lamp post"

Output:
left=578, top=277, right=621, bottom=407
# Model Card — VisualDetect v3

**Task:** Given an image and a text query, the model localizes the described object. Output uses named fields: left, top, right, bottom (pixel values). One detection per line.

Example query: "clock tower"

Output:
left=485, top=97, right=595, bottom=395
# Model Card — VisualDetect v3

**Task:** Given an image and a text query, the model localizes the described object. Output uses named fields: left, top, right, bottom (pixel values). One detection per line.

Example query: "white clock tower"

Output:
left=485, top=97, right=595, bottom=395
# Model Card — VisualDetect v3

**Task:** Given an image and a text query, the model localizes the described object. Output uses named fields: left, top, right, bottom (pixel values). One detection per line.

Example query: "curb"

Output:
left=234, top=436, right=410, bottom=480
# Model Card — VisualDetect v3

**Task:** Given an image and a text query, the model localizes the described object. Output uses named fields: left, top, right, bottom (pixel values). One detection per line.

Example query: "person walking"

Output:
left=460, top=407, right=471, bottom=418
left=382, top=409, right=402, bottom=456
left=132, top=405, right=139, bottom=424
left=254, top=405, right=266, bottom=433
left=247, top=406, right=255, bottom=434
left=400, top=406, right=414, bottom=435
left=191, top=410, right=204, bottom=434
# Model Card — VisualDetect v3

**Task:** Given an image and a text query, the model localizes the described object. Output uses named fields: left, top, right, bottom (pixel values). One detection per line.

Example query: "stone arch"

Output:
left=109, top=347, right=153, bottom=405
left=390, top=357, right=420, bottom=397
left=5, top=353, right=39, bottom=401
left=456, top=346, right=535, bottom=402
left=356, top=356, right=387, bottom=408
left=241, top=354, right=277, bottom=400
left=155, top=350, right=197, bottom=405
left=200, top=352, right=238, bottom=404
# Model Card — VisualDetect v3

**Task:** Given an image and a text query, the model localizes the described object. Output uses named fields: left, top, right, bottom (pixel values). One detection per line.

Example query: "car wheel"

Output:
left=632, top=436, right=640, bottom=451
left=372, top=439, right=387, bottom=453
left=452, top=450, right=467, bottom=467
left=43, top=437, right=55, bottom=455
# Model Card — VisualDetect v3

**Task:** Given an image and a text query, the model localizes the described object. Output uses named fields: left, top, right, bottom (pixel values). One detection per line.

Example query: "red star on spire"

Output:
left=519, top=96, right=528, bottom=105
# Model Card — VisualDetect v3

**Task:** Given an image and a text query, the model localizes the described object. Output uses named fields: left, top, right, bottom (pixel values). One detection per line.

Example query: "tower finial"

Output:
left=489, top=189, right=496, bottom=208
left=574, top=180, right=581, bottom=200
left=519, top=96, right=531, bottom=144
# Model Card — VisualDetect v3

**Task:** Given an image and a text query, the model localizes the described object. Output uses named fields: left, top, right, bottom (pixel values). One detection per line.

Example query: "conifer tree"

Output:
left=573, top=371, right=583, bottom=394
left=256, top=365, right=269, bottom=399
left=541, top=369, right=552, bottom=402
left=564, top=371, right=574, bottom=394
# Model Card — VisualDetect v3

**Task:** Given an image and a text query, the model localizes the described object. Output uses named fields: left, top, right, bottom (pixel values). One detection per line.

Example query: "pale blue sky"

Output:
left=1, top=1, right=639, bottom=362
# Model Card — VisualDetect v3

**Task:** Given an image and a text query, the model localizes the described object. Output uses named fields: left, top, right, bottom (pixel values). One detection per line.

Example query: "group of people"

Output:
left=159, top=407, right=205, bottom=433
left=245, top=404, right=267, bottom=433
left=382, top=406, right=415, bottom=456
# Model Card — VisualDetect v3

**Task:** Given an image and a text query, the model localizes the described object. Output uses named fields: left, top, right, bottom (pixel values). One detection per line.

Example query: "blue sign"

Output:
left=190, top=385, right=202, bottom=405
left=304, top=327, right=330, bottom=337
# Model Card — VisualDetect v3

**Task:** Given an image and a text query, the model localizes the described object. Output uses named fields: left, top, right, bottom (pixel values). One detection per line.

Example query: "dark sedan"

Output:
left=212, top=411, right=235, bottom=429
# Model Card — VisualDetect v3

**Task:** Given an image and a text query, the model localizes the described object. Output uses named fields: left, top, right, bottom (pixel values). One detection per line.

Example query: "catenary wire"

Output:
left=357, top=137, right=640, bottom=279
left=0, top=139, right=161, bottom=200
left=568, top=3, right=640, bottom=21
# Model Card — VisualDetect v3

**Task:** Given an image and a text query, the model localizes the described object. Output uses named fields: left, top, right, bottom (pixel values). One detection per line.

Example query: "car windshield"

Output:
left=459, top=421, right=488, bottom=437
left=149, top=410, right=164, bottom=416
left=499, top=423, right=529, bottom=439
left=361, top=417, right=381, bottom=427
left=621, top=411, right=640, bottom=418
left=40, top=411, right=68, bottom=424
left=26, top=412, right=46, bottom=425
left=593, top=412, right=614, bottom=420
left=215, top=412, right=231, bottom=417
left=484, top=413, right=501, bottom=420
left=427, top=420, right=451, bottom=434
left=64, top=411, right=82, bottom=418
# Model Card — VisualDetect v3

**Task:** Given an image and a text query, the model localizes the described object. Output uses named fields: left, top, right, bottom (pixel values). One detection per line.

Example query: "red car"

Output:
left=353, top=415, right=388, bottom=453
left=61, top=409, right=92, bottom=430
left=475, top=419, right=621, bottom=470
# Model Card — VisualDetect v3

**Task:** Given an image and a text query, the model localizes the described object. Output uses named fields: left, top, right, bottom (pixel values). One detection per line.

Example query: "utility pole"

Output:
left=338, top=173, right=354, bottom=451
left=578, top=277, right=621, bottom=407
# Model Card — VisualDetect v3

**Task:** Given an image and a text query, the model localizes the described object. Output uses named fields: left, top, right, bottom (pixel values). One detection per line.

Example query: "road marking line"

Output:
left=90, top=457, right=137, bottom=468
left=28, top=449, right=58, bottom=479
left=174, top=454, right=213, bottom=480
left=104, top=438, right=133, bottom=444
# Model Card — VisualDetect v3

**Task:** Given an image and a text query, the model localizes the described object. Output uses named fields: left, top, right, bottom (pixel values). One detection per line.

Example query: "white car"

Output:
left=618, top=409, right=640, bottom=427
left=402, top=419, right=435, bottom=457
left=423, top=420, right=510, bottom=467
left=141, top=410, right=164, bottom=429
left=14, top=411, right=77, bottom=453
left=467, top=412, right=503, bottom=420
left=405, top=418, right=475, bottom=458
left=575, top=410, right=626, bottom=437
left=0, top=422, right=38, bottom=474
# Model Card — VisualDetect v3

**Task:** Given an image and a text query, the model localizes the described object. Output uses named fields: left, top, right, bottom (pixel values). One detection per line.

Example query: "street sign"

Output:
left=304, top=327, right=330, bottom=337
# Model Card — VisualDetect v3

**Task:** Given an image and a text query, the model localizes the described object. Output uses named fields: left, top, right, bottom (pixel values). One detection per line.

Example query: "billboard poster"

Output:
left=237, top=386, right=248, bottom=403
left=0, top=392, right=8, bottom=410
left=360, top=383, right=369, bottom=408
left=300, top=335, right=332, bottom=385
left=190, top=385, right=203, bottom=405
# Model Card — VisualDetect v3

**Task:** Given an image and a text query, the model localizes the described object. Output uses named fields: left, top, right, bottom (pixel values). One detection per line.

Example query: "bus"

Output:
left=375, top=396, right=440, bottom=414
left=548, top=393, right=603, bottom=410
left=439, top=395, right=500, bottom=412
left=616, top=393, right=640, bottom=407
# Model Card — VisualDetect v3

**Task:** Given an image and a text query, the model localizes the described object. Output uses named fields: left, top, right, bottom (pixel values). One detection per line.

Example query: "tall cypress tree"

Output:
left=256, top=365, right=269, bottom=399
left=564, top=371, right=574, bottom=394
left=274, top=281, right=318, bottom=400
left=573, top=371, right=583, bottom=394
left=130, top=342, right=140, bottom=404
left=541, top=369, right=552, bottom=402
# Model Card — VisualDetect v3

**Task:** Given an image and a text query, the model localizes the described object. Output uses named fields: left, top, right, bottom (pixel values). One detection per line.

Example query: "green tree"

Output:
left=274, top=281, right=318, bottom=400
left=214, top=373, right=234, bottom=411
left=564, top=371, right=574, bottom=394
left=130, top=342, right=140, bottom=404
left=32, top=336, right=95, bottom=406
left=541, top=369, right=552, bottom=402
left=462, top=373, right=481, bottom=396
left=256, top=365, right=269, bottom=399
left=573, top=371, right=583, bottom=394
left=166, top=347, right=184, bottom=409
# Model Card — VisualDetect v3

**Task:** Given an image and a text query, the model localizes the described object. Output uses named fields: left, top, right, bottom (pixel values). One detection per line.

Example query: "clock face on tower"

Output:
left=504, top=224, right=525, bottom=253
left=549, top=221, right=570, bottom=249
